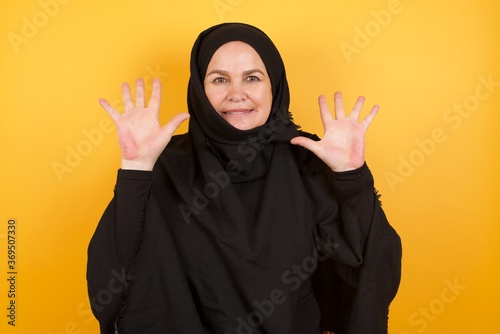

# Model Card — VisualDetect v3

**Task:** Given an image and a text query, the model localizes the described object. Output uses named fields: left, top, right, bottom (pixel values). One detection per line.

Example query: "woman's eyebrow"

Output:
left=206, top=69, right=229, bottom=77
left=205, top=69, right=265, bottom=77
left=243, top=69, right=265, bottom=76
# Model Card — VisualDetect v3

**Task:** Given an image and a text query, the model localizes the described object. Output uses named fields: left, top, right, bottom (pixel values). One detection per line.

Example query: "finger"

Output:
left=333, top=91, right=345, bottom=119
left=350, top=96, right=365, bottom=120
left=148, top=78, right=162, bottom=110
left=135, top=78, right=145, bottom=108
left=360, top=104, right=380, bottom=130
left=98, top=98, right=121, bottom=122
left=121, top=82, right=134, bottom=112
left=160, top=112, right=190, bottom=141
left=318, top=95, right=334, bottom=129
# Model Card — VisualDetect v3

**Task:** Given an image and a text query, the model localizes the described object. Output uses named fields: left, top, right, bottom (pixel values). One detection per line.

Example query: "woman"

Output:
left=87, top=23, right=402, bottom=334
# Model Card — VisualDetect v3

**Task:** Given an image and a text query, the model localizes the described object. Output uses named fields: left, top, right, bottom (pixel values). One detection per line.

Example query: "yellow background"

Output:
left=1, top=0, right=499, bottom=333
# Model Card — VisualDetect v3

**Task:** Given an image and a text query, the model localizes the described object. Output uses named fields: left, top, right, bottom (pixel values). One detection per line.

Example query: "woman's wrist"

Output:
left=121, top=159, right=155, bottom=171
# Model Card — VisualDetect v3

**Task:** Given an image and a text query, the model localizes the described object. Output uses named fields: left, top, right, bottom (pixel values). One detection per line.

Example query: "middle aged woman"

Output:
left=87, top=22, right=402, bottom=334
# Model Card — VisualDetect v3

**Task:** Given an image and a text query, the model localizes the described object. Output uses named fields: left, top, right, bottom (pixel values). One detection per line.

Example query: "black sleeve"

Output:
left=86, top=169, right=152, bottom=333
left=114, top=169, right=153, bottom=272
left=311, top=163, right=402, bottom=334
left=331, top=162, right=378, bottom=255
left=311, top=163, right=379, bottom=273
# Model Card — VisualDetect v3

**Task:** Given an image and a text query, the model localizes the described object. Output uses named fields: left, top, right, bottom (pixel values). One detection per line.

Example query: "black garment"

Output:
left=87, top=159, right=400, bottom=333
left=86, top=23, right=402, bottom=334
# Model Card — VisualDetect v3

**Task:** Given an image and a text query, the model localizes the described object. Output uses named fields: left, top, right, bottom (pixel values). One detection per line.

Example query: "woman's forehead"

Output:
left=205, top=42, right=268, bottom=76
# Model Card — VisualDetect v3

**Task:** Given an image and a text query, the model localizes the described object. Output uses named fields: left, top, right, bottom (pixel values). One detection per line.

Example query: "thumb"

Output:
left=290, top=136, right=319, bottom=155
left=160, top=112, right=190, bottom=143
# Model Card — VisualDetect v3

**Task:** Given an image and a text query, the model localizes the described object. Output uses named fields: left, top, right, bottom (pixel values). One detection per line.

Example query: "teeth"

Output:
left=224, top=110, right=250, bottom=115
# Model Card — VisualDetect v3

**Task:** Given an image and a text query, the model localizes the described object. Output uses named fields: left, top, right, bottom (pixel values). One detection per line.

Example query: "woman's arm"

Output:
left=87, top=78, right=188, bottom=332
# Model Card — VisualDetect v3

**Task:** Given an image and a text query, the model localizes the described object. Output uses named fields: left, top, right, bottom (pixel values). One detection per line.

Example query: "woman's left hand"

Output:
left=290, top=92, right=379, bottom=172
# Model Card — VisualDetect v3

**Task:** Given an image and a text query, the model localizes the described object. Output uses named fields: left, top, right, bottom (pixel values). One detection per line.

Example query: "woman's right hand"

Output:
left=99, top=78, right=190, bottom=171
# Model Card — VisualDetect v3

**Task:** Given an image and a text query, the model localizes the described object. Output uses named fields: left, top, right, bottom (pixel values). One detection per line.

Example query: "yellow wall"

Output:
left=1, top=0, right=499, bottom=332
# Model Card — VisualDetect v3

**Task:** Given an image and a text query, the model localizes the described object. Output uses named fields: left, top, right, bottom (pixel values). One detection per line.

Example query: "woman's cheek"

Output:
left=205, top=87, right=223, bottom=110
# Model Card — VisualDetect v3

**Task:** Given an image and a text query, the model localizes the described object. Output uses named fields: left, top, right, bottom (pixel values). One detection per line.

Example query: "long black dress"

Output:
left=86, top=23, right=402, bottom=334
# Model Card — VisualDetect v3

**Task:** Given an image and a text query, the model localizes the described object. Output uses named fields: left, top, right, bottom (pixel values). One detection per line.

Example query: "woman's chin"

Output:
left=223, top=116, right=260, bottom=131
left=226, top=120, right=261, bottom=131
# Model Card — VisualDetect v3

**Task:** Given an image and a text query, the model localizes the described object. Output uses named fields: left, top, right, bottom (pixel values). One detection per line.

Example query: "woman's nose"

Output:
left=227, top=83, right=246, bottom=102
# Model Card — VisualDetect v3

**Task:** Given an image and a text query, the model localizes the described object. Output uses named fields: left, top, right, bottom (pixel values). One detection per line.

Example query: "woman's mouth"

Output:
left=222, top=109, right=253, bottom=115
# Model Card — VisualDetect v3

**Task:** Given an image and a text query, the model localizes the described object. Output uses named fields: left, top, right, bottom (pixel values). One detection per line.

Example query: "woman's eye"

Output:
left=246, top=76, right=260, bottom=82
left=213, top=77, right=227, bottom=83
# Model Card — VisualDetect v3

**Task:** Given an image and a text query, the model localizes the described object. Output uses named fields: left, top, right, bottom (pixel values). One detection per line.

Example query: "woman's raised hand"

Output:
left=99, top=78, right=190, bottom=171
left=290, top=92, right=379, bottom=172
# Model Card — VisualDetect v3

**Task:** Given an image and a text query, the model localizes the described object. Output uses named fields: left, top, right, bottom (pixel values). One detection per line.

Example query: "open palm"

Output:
left=99, top=78, right=190, bottom=171
left=290, top=92, right=379, bottom=172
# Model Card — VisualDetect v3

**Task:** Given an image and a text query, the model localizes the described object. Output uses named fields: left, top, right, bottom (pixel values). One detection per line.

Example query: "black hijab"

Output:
left=188, top=22, right=296, bottom=140
left=187, top=22, right=300, bottom=182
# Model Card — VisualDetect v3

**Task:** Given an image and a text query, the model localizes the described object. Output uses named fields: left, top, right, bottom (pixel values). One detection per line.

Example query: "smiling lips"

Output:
left=222, top=109, right=253, bottom=115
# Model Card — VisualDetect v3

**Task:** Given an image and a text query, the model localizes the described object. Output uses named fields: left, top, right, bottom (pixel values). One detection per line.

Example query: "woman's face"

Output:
left=204, top=41, right=273, bottom=130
